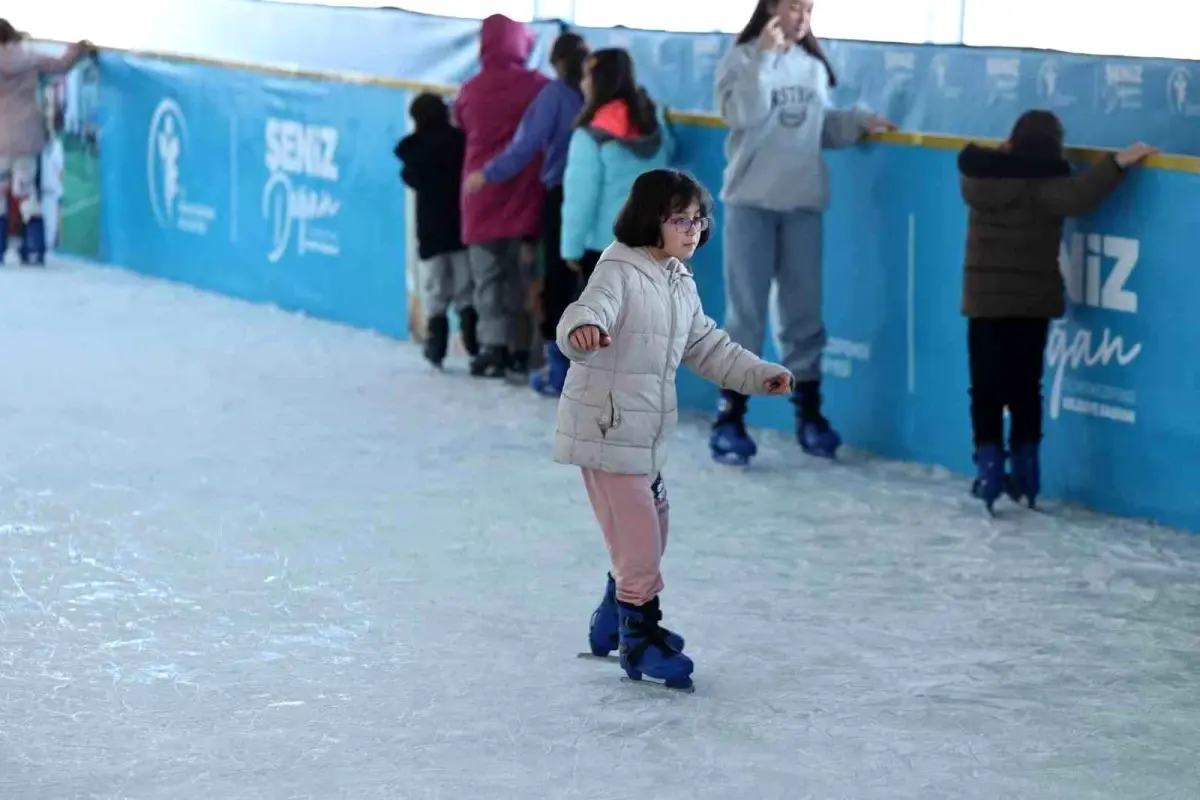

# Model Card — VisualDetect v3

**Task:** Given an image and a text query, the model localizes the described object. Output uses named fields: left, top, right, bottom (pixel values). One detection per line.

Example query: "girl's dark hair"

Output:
left=1008, top=109, right=1065, bottom=160
left=575, top=49, right=659, bottom=136
left=613, top=169, right=714, bottom=250
left=550, top=32, right=589, bottom=89
left=735, top=1, right=837, bottom=88
left=0, top=19, right=21, bottom=46
left=409, top=92, right=450, bottom=132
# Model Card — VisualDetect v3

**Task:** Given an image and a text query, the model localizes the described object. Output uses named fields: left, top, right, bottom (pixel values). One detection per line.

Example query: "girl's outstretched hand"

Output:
left=1115, top=142, right=1158, bottom=168
left=464, top=170, right=487, bottom=194
left=763, top=370, right=793, bottom=395
left=864, top=114, right=896, bottom=134
left=569, top=325, right=610, bottom=351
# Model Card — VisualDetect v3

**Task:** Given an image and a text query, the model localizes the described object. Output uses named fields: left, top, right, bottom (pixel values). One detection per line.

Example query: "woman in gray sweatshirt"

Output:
left=708, top=0, right=891, bottom=465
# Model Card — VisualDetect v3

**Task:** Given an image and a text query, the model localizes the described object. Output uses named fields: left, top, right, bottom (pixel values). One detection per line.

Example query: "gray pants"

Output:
left=722, top=205, right=827, bottom=382
left=421, top=249, right=473, bottom=318
left=469, top=238, right=531, bottom=350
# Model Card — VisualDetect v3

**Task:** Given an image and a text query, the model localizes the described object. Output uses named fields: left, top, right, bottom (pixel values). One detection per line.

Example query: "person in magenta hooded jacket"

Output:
left=463, top=32, right=590, bottom=397
left=454, top=14, right=550, bottom=379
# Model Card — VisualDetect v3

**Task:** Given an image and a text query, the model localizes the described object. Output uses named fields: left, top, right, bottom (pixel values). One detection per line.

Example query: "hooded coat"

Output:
left=454, top=15, right=550, bottom=245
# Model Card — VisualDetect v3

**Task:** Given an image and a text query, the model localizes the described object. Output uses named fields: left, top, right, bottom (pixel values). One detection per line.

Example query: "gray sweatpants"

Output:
left=469, top=238, right=531, bottom=350
left=722, top=204, right=827, bottom=382
left=420, top=249, right=474, bottom=319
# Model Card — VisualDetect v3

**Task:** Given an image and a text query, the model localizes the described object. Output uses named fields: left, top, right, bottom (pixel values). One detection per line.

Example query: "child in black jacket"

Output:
left=395, top=93, right=477, bottom=368
left=956, top=109, right=1156, bottom=511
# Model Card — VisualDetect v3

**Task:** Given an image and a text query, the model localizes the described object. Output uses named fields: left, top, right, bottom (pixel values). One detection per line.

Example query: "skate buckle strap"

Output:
left=621, top=607, right=674, bottom=668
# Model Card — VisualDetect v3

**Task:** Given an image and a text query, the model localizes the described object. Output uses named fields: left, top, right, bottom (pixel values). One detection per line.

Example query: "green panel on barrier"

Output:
left=37, top=53, right=102, bottom=260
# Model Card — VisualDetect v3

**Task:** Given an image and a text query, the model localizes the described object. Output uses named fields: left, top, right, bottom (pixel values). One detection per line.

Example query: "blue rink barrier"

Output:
left=668, top=118, right=1200, bottom=532
left=87, top=13, right=1200, bottom=533
left=99, top=54, right=416, bottom=337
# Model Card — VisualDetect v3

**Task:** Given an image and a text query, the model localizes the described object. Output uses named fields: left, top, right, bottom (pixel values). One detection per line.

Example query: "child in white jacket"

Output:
left=555, top=169, right=793, bottom=691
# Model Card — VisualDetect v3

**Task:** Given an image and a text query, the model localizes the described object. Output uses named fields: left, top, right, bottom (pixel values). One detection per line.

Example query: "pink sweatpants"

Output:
left=581, top=468, right=670, bottom=606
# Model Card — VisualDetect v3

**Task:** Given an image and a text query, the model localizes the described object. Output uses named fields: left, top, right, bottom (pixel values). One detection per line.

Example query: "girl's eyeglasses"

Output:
left=667, top=216, right=711, bottom=234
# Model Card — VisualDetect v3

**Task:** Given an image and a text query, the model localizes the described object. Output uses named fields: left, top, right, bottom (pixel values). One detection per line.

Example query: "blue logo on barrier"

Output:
left=262, top=117, right=342, bottom=263
left=1048, top=231, right=1143, bottom=425
left=1100, top=62, right=1144, bottom=115
left=1166, top=66, right=1199, bottom=117
left=147, top=98, right=217, bottom=234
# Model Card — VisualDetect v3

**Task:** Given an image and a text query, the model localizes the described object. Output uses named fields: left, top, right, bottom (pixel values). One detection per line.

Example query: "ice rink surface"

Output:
left=2, top=262, right=1199, bottom=800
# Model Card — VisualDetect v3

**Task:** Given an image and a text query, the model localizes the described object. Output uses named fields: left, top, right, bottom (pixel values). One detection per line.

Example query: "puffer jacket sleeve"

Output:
left=555, top=260, right=626, bottom=362
left=682, top=294, right=790, bottom=395
left=560, top=129, right=602, bottom=261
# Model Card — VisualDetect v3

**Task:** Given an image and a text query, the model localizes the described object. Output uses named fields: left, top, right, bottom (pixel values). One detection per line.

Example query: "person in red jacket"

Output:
left=454, top=14, right=549, bottom=378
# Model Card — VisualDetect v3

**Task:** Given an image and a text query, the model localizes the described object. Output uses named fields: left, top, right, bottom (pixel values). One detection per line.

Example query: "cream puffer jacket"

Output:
left=554, top=242, right=789, bottom=475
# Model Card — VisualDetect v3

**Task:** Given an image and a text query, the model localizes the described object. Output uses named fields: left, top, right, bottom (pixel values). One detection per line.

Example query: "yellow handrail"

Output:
left=42, top=38, right=1200, bottom=174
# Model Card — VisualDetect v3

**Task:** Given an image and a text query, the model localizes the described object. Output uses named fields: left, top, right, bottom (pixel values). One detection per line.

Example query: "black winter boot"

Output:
left=458, top=306, right=480, bottom=358
left=423, top=314, right=449, bottom=368
left=470, top=345, right=509, bottom=378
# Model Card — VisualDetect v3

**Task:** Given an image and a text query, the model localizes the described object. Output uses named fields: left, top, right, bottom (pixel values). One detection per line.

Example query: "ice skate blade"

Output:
left=620, top=676, right=695, bottom=694
left=711, top=450, right=751, bottom=466
left=578, top=654, right=696, bottom=693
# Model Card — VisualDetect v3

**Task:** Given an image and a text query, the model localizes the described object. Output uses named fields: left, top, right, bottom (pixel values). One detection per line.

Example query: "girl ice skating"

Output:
left=957, top=110, right=1156, bottom=511
left=710, top=0, right=892, bottom=464
left=555, top=169, right=793, bottom=691
left=557, top=47, right=676, bottom=393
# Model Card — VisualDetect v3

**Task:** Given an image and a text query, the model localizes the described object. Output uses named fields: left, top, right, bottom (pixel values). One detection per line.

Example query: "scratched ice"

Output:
left=2, top=259, right=1199, bottom=800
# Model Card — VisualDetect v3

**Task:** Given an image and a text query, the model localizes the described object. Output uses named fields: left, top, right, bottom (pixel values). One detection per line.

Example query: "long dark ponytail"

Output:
left=735, top=0, right=837, bottom=88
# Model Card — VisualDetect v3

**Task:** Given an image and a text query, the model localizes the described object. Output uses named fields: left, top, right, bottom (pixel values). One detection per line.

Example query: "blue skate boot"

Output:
left=617, top=596, right=693, bottom=691
left=589, top=573, right=683, bottom=656
left=710, top=390, right=757, bottom=465
left=19, top=215, right=45, bottom=266
left=971, top=444, right=1006, bottom=513
left=0, top=213, right=9, bottom=264
left=1006, top=442, right=1041, bottom=508
left=529, top=341, right=569, bottom=397
left=793, top=380, right=841, bottom=458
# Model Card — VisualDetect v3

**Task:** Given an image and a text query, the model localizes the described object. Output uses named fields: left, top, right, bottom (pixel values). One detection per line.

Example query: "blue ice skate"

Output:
left=792, top=382, right=841, bottom=459
left=529, top=341, right=569, bottom=398
left=617, top=597, right=693, bottom=690
left=0, top=214, right=8, bottom=264
left=19, top=216, right=45, bottom=266
left=710, top=390, right=757, bottom=465
left=589, top=573, right=682, bottom=657
left=1006, top=442, right=1040, bottom=508
left=971, top=444, right=1006, bottom=513
left=798, top=419, right=841, bottom=459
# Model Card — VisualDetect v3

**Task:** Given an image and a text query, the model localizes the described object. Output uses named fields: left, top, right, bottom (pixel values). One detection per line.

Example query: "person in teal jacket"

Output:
left=560, top=48, right=675, bottom=288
